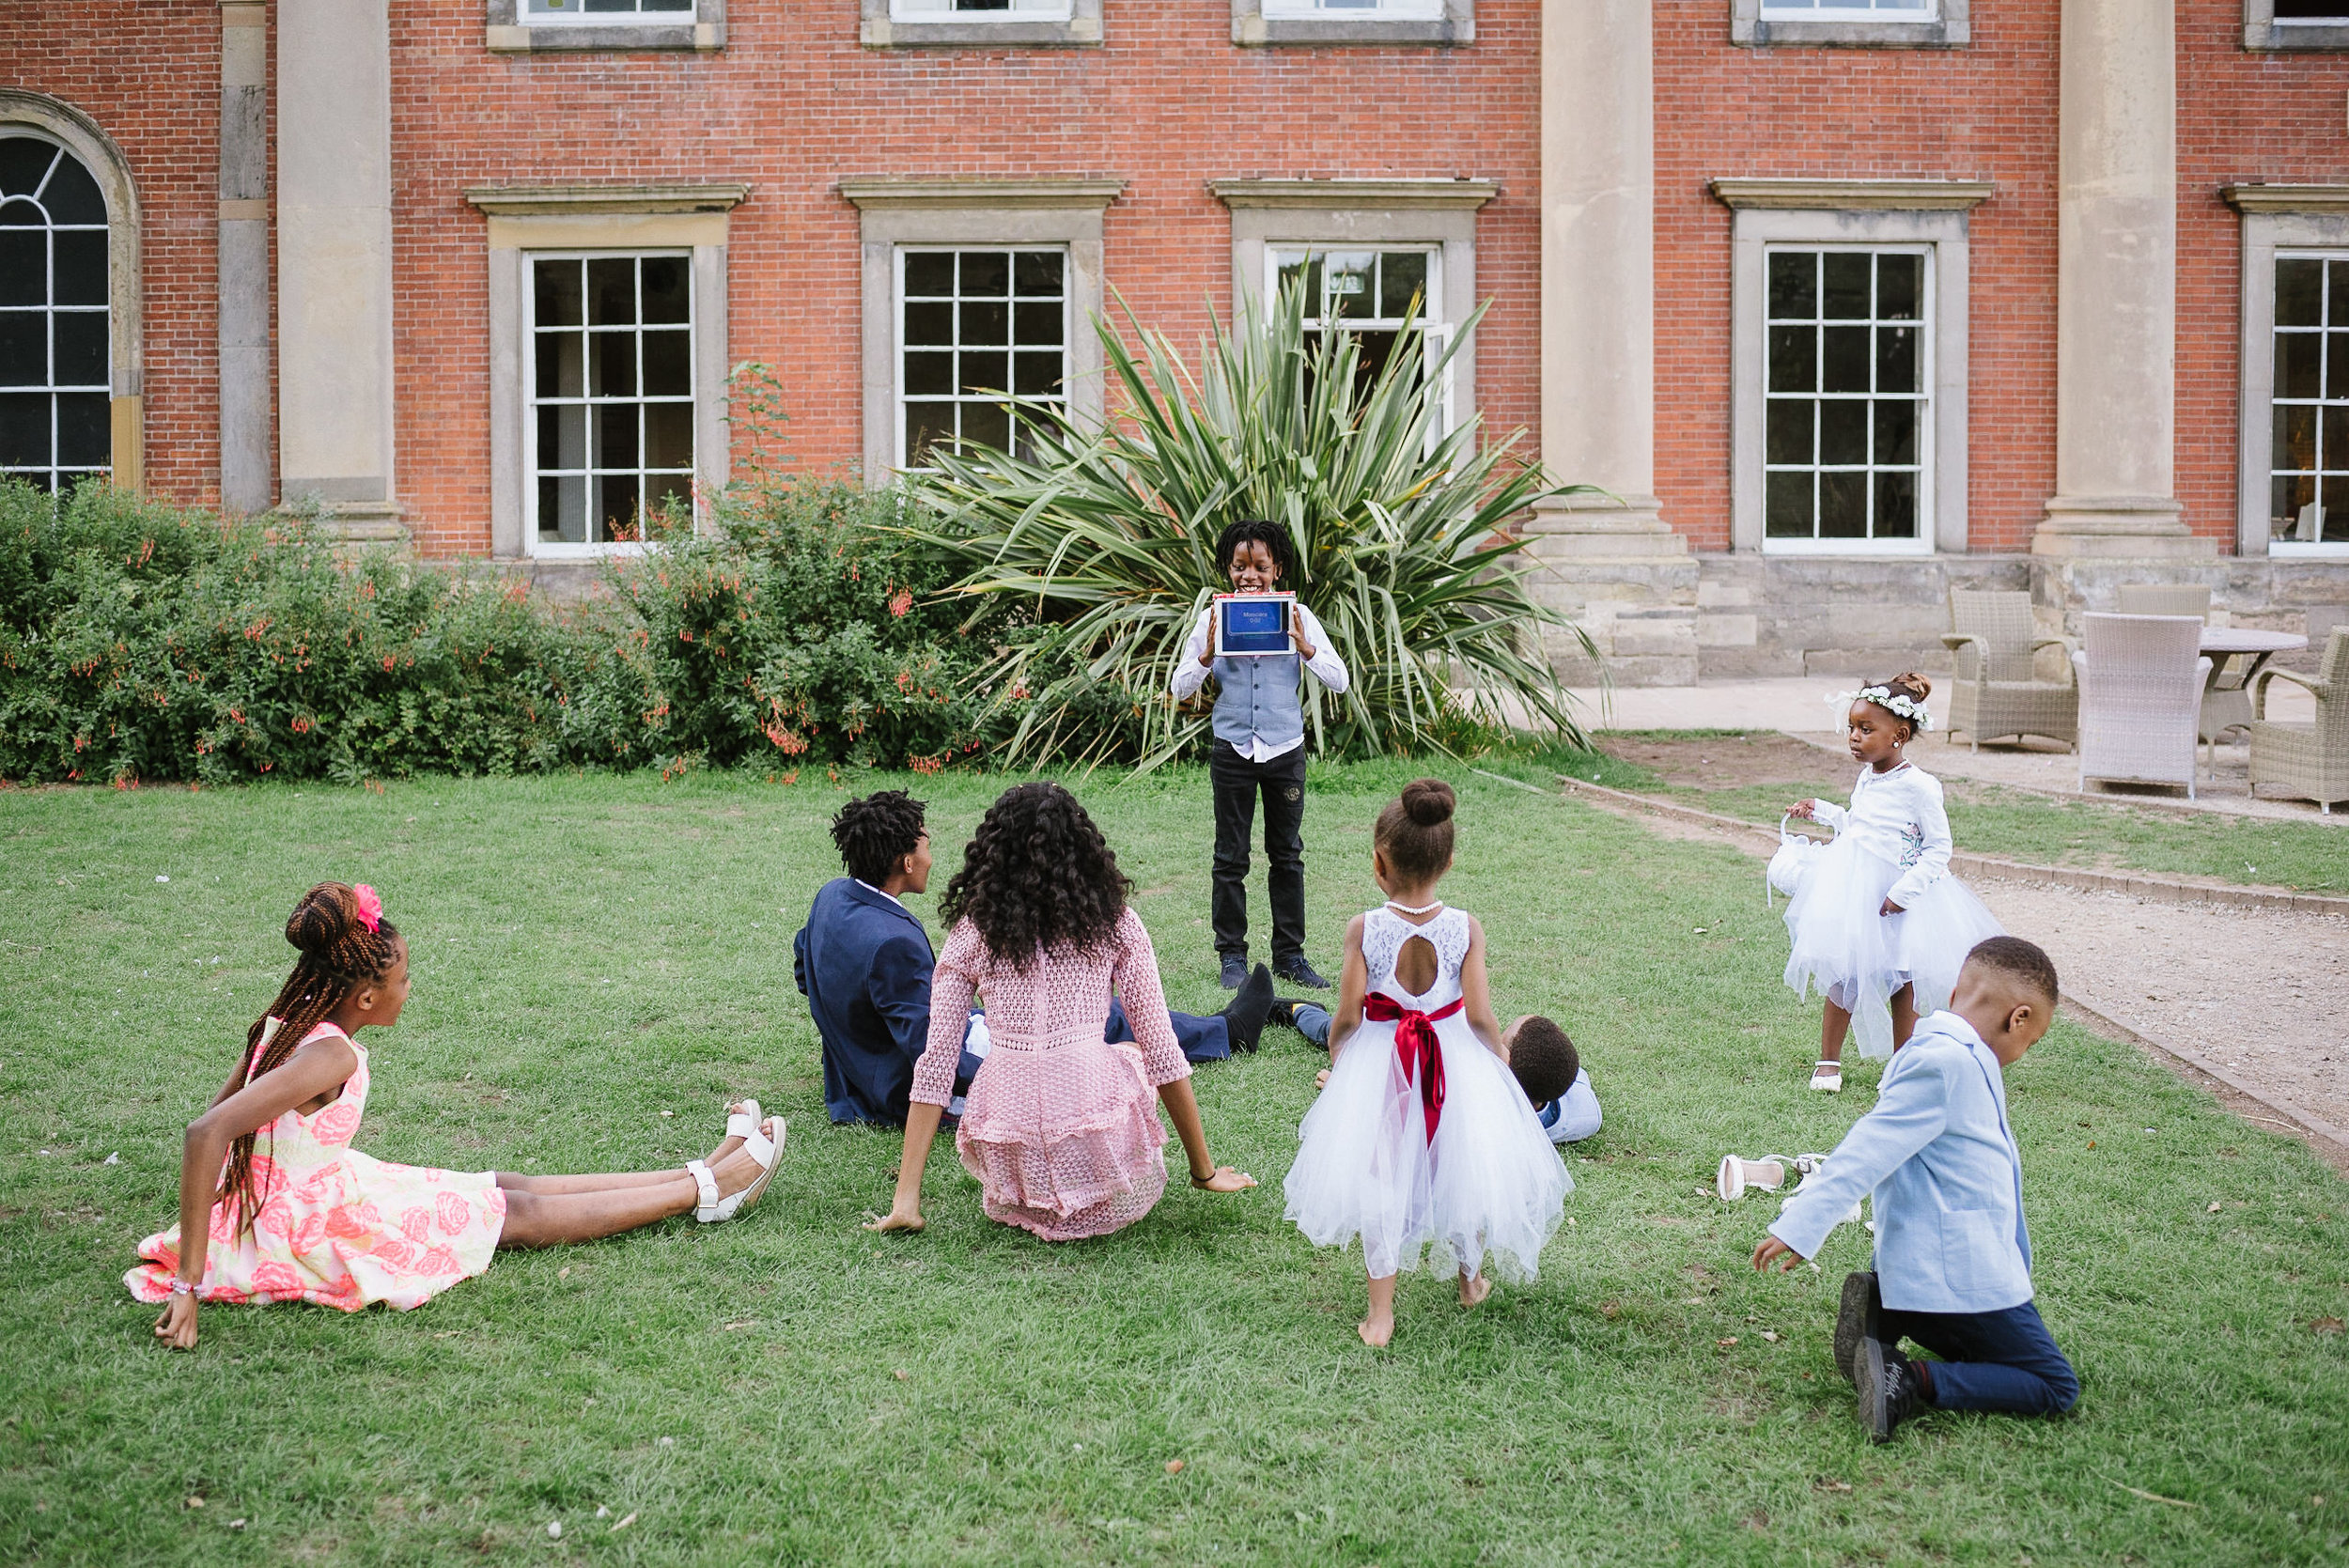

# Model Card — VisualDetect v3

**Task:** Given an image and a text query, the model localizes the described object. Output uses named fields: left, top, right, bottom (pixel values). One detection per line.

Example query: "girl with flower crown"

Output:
left=1782, top=675, right=2004, bottom=1093
left=132, top=882, right=785, bottom=1350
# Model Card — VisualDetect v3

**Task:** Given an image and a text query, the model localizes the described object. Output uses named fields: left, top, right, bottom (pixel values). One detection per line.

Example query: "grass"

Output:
left=1587, top=735, right=2349, bottom=893
left=3, top=764, right=2346, bottom=1565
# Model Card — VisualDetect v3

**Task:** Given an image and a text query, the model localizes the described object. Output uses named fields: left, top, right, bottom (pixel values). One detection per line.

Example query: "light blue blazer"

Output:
left=1769, top=1012, right=2034, bottom=1314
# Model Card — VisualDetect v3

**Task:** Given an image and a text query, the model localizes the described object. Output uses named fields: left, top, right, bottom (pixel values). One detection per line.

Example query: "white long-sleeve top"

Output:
left=1168, top=600, right=1352, bottom=762
left=1807, top=761, right=1954, bottom=909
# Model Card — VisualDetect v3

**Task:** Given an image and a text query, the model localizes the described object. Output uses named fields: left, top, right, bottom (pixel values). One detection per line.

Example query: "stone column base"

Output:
left=1522, top=493, right=1698, bottom=686
left=304, top=500, right=408, bottom=545
left=2032, top=495, right=2213, bottom=558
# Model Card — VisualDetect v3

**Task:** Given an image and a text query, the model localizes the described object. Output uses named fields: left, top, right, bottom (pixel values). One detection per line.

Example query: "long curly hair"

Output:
left=222, top=882, right=403, bottom=1232
left=939, top=782, right=1131, bottom=960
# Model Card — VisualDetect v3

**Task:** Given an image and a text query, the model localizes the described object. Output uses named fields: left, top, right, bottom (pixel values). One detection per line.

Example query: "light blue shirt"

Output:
left=1769, top=1011, right=2034, bottom=1315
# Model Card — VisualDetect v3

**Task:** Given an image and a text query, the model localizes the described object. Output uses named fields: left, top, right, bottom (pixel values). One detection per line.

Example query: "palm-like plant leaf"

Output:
left=903, top=279, right=1602, bottom=768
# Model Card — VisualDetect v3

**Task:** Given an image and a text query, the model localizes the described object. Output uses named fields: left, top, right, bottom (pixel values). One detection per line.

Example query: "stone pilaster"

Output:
left=218, top=1, right=271, bottom=513
left=2034, top=0, right=2209, bottom=588
left=1524, top=0, right=1695, bottom=686
left=276, top=0, right=401, bottom=536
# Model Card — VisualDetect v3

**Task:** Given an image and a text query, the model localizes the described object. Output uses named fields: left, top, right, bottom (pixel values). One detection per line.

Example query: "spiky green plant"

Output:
left=902, top=281, right=1603, bottom=768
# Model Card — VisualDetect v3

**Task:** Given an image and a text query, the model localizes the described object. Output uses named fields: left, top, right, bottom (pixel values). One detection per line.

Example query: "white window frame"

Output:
left=892, top=244, right=1073, bottom=474
left=485, top=0, right=722, bottom=53
left=519, top=0, right=694, bottom=23
left=1233, top=0, right=1470, bottom=45
left=1720, top=190, right=1977, bottom=556
left=2232, top=196, right=2349, bottom=558
left=1262, top=0, right=1445, bottom=16
left=862, top=0, right=1099, bottom=46
left=1732, top=0, right=1965, bottom=47
left=2245, top=0, right=2349, bottom=51
left=1756, top=0, right=1937, bottom=16
left=0, top=130, right=114, bottom=495
left=891, top=0, right=1074, bottom=17
left=1264, top=244, right=1455, bottom=438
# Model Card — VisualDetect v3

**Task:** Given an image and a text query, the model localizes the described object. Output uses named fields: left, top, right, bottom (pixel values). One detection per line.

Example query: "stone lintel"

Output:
left=464, top=183, right=749, bottom=218
left=1708, top=178, right=1997, bottom=211
left=2222, top=183, right=2349, bottom=215
left=837, top=179, right=1126, bottom=211
left=1207, top=178, right=1498, bottom=212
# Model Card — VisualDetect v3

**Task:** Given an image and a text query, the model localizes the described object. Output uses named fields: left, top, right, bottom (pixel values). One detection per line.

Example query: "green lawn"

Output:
left=3, top=766, right=2345, bottom=1565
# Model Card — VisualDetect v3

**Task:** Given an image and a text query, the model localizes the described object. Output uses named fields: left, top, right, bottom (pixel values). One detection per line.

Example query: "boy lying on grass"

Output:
left=1753, top=936, right=2078, bottom=1442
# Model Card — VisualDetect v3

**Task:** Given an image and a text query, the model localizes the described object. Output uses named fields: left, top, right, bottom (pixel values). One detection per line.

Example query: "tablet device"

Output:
left=1214, top=593, right=1295, bottom=657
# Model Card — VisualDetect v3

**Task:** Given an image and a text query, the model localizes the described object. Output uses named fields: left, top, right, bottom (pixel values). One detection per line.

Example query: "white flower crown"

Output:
left=1828, top=685, right=1934, bottom=732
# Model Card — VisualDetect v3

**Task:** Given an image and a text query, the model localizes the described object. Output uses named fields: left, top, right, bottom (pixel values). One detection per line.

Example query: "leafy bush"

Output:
left=0, top=479, right=997, bottom=785
left=906, top=282, right=1600, bottom=768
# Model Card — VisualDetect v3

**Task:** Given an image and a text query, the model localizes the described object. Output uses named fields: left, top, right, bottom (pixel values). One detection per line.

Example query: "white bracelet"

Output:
left=169, top=1279, right=195, bottom=1297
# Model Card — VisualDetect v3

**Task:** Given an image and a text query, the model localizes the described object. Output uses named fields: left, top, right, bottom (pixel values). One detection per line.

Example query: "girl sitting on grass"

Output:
left=1283, top=779, right=1570, bottom=1347
left=131, top=881, right=782, bottom=1350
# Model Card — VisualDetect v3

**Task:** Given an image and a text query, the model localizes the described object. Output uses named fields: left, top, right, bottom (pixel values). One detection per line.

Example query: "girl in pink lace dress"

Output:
left=135, top=882, right=783, bottom=1351
left=868, top=784, right=1256, bottom=1241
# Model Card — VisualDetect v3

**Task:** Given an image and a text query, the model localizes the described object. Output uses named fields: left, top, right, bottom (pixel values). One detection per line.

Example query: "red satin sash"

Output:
left=1363, top=991, right=1464, bottom=1142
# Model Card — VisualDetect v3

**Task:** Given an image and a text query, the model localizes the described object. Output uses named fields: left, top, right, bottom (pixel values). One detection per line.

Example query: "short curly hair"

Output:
left=1212, top=518, right=1295, bottom=582
left=939, top=782, right=1131, bottom=959
left=1507, top=1016, right=1579, bottom=1107
left=831, top=790, right=927, bottom=887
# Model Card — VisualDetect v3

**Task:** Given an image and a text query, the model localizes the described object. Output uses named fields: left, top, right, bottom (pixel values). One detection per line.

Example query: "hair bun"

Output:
left=1400, top=778, right=1456, bottom=828
left=285, top=881, right=356, bottom=955
left=1890, top=671, right=1934, bottom=701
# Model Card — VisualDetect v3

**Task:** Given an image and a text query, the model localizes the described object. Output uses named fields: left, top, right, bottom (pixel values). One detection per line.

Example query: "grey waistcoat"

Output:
left=1211, top=651, right=1305, bottom=752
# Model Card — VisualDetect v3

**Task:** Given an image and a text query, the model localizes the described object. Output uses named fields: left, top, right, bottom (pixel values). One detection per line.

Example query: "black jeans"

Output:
left=1880, top=1298, right=2079, bottom=1416
left=1210, top=741, right=1307, bottom=965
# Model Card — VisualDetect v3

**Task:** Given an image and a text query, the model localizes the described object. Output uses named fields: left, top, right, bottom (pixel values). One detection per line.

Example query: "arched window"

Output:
left=0, top=134, right=110, bottom=493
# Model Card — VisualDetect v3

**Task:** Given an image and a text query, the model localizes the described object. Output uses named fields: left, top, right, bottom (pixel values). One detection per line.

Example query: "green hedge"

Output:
left=0, top=479, right=1001, bottom=785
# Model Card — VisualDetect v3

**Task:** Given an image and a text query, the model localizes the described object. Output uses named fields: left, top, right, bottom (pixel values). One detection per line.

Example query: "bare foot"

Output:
left=1357, top=1313, right=1394, bottom=1348
left=1458, top=1271, right=1492, bottom=1310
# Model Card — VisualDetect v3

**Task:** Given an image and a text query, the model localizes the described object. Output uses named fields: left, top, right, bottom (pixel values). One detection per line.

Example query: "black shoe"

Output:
left=1221, top=964, right=1275, bottom=1053
left=1273, top=955, right=1331, bottom=990
left=1267, top=996, right=1315, bottom=1032
left=1855, top=1334, right=1929, bottom=1444
left=1834, top=1270, right=1882, bottom=1387
left=1219, top=955, right=1251, bottom=990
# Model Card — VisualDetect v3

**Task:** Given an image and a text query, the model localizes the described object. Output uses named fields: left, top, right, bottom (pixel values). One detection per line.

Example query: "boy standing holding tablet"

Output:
left=1172, top=520, right=1350, bottom=990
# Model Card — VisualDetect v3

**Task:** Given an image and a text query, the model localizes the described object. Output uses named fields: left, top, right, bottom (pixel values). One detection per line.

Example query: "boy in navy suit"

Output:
left=796, top=791, right=1272, bottom=1126
left=1754, top=936, right=2077, bottom=1441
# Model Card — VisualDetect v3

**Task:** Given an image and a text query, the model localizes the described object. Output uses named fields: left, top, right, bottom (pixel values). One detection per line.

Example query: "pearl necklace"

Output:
left=1385, top=898, right=1444, bottom=915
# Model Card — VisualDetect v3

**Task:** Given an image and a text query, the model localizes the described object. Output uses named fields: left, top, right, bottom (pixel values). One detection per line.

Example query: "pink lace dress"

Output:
left=912, top=908, right=1191, bottom=1241
left=125, top=1021, right=506, bottom=1312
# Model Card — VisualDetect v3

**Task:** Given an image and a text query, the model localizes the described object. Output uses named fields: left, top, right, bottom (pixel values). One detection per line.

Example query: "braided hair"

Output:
left=939, top=782, right=1131, bottom=961
left=221, top=882, right=403, bottom=1231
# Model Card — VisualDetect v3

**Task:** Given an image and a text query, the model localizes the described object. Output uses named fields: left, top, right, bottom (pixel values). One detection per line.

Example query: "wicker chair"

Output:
left=2248, top=626, right=2349, bottom=814
left=1941, top=589, right=2078, bottom=751
left=2072, top=613, right=2211, bottom=800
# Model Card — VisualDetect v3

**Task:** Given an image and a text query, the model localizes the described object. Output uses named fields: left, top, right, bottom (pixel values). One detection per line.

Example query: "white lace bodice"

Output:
left=1361, top=905, right=1471, bottom=1006
left=1808, top=761, right=1954, bottom=908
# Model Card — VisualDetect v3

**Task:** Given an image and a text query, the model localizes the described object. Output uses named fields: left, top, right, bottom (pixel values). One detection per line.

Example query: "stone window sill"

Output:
left=2244, top=23, right=2349, bottom=50
left=1236, top=18, right=1470, bottom=45
left=485, top=21, right=723, bottom=51
left=1733, top=20, right=1965, bottom=47
left=860, top=17, right=1100, bottom=46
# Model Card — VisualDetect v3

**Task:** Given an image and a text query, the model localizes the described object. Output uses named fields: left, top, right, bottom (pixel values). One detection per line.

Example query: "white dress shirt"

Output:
left=1168, top=600, right=1352, bottom=762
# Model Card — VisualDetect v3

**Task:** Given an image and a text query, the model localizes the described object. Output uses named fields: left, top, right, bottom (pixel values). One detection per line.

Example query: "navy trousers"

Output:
left=1880, top=1298, right=2078, bottom=1416
left=953, top=999, right=1228, bottom=1097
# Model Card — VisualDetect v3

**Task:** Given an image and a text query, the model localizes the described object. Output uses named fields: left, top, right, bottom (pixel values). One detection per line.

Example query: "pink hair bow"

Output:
left=352, top=883, right=384, bottom=933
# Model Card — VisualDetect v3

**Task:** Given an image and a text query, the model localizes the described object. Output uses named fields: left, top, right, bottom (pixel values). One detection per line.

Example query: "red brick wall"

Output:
left=388, top=1, right=1543, bottom=555
left=2178, top=0, right=2349, bottom=552
left=1654, top=1, right=2061, bottom=554
left=2, top=3, right=226, bottom=508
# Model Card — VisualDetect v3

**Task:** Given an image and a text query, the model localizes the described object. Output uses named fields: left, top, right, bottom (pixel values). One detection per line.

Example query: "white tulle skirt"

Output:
left=1283, top=1015, right=1570, bottom=1283
left=1781, top=836, right=2004, bottom=1058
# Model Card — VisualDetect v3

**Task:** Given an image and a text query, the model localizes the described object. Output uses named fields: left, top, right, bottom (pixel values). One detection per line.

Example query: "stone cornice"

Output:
left=1208, top=178, right=1500, bottom=211
left=834, top=179, right=1126, bottom=211
left=1708, top=178, right=1997, bottom=211
left=463, top=183, right=750, bottom=217
left=2223, top=183, right=2349, bottom=215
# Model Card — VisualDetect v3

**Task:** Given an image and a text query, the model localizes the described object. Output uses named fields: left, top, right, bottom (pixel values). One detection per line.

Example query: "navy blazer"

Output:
left=794, top=878, right=940, bottom=1126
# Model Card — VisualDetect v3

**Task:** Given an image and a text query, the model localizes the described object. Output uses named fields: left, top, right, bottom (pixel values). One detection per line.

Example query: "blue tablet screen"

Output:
left=1219, top=597, right=1291, bottom=656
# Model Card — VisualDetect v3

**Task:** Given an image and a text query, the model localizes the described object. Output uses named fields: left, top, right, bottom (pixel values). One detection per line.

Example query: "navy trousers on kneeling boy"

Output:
left=1881, top=1298, right=2078, bottom=1416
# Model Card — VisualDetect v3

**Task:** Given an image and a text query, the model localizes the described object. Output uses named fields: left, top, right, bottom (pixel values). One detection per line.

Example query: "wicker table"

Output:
left=2200, top=628, right=2310, bottom=756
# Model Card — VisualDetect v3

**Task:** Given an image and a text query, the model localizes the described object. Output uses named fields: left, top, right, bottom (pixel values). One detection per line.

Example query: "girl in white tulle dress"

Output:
left=1783, top=674, right=2003, bottom=1092
left=1283, top=780, right=1570, bottom=1346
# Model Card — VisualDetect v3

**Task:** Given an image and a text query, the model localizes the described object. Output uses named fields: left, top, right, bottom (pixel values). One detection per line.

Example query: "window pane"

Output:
left=1822, top=253, right=1871, bottom=319
left=40, top=154, right=104, bottom=225
left=55, top=391, right=107, bottom=465
left=1873, top=399, right=1918, bottom=466
left=595, top=402, right=639, bottom=469
left=1768, top=325, right=1816, bottom=392
left=1818, top=471, right=1869, bottom=537
left=2325, top=403, right=2349, bottom=474
left=1875, top=324, right=1918, bottom=394
left=2274, top=473, right=2316, bottom=540
left=958, top=349, right=1007, bottom=395
left=535, top=259, right=583, bottom=327
left=1013, top=301, right=1063, bottom=348
left=641, top=256, right=690, bottom=324
left=1013, top=251, right=1063, bottom=297
left=958, top=398, right=1010, bottom=453
left=2326, top=332, right=2349, bottom=401
left=1766, top=471, right=1813, bottom=537
left=1277, top=254, right=1323, bottom=311
left=0, top=231, right=42, bottom=306
left=2329, top=258, right=2349, bottom=328
left=0, top=198, right=39, bottom=227
left=2279, top=258, right=2326, bottom=327
left=1872, top=470, right=1918, bottom=539
left=52, top=231, right=105, bottom=307
left=1819, top=398, right=1867, bottom=465
left=0, top=140, right=56, bottom=199
left=1766, top=399, right=1812, bottom=465
left=2323, top=475, right=2349, bottom=544
left=904, top=351, right=953, bottom=397
left=538, top=403, right=585, bottom=470
left=595, top=474, right=641, bottom=543
left=0, top=314, right=43, bottom=386
left=1325, top=252, right=1376, bottom=318
left=2277, top=401, right=2318, bottom=471
left=1876, top=254, right=1921, bottom=321
left=645, top=400, right=693, bottom=472
left=537, top=476, right=575, bottom=543
left=2279, top=331, right=2324, bottom=399
left=54, top=313, right=106, bottom=386
left=1379, top=251, right=1427, bottom=319
left=904, top=301, right=954, bottom=347
left=1822, top=325, right=1870, bottom=393
left=958, top=251, right=1010, bottom=298
left=959, top=298, right=1008, bottom=345
left=1014, top=351, right=1062, bottom=396
left=641, top=330, right=690, bottom=396
left=536, top=331, right=583, bottom=398
left=0, top=392, right=46, bottom=464
left=905, top=253, right=955, bottom=296
left=904, top=402, right=956, bottom=465
left=1767, top=253, right=1816, bottom=320
left=587, top=257, right=635, bottom=326
left=588, top=331, right=636, bottom=397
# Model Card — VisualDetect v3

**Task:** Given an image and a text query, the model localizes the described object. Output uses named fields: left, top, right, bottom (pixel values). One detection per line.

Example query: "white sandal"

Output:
left=1716, top=1155, right=1789, bottom=1202
left=688, top=1104, right=786, bottom=1224
left=1810, top=1060, right=1843, bottom=1094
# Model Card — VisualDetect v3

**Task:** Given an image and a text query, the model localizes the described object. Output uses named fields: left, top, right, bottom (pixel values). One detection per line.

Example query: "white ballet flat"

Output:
left=690, top=1108, right=786, bottom=1224
left=1809, top=1061, right=1843, bottom=1094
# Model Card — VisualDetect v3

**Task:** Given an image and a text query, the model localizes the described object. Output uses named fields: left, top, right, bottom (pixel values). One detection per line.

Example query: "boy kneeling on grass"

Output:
left=1753, top=936, right=2079, bottom=1442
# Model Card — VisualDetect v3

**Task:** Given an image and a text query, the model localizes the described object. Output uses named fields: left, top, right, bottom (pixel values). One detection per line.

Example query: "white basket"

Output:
left=1766, top=813, right=1828, bottom=908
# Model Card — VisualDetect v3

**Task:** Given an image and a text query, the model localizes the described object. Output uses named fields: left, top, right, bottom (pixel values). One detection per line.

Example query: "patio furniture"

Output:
left=1941, top=589, right=2078, bottom=751
left=2116, top=583, right=2212, bottom=620
left=2195, top=626, right=2310, bottom=770
left=2072, top=613, right=2211, bottom=800
left=2248, top=626, right=2349, bottom=814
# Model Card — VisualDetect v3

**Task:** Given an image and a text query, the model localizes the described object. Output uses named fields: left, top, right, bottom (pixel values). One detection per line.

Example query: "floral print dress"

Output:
left=126, top=1021, right=506, bottom=1311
